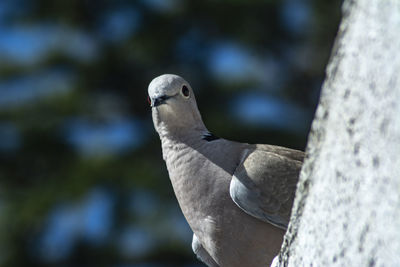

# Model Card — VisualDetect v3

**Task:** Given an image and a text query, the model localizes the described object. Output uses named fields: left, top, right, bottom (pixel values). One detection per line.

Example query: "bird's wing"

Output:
left=230, top=145, right=303, bottom=229
left=255, top=144, right=305, bottom=162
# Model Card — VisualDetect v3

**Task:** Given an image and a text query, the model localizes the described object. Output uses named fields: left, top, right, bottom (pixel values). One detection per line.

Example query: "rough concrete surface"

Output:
left=278, top=0, right=400, bottom=266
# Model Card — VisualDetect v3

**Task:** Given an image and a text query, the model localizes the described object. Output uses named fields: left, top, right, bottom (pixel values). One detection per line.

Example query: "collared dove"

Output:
left=148, top=74, right=304, bottom=267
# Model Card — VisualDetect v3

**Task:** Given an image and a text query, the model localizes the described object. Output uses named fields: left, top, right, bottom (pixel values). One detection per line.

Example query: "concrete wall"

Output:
left=278, top=0, right=400, bottom=265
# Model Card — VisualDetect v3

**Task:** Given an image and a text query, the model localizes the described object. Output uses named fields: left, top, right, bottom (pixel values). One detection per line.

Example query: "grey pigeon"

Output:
left=148, top=74, right=304, bottom=267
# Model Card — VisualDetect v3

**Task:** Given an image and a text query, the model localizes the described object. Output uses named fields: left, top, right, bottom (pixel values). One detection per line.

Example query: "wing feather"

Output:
left=230, top=146, right=303, bottom=229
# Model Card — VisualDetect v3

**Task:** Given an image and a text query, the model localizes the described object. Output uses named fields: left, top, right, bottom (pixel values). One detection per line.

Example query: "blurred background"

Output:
left=0, top=0, right=341, bottom=266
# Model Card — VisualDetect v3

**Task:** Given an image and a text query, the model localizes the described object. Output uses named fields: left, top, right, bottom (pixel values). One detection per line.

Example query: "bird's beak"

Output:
left=150, top=95, right=171, bottom=107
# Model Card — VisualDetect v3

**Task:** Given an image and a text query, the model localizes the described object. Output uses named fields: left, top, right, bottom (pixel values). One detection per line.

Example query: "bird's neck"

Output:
left=157, top=121, right=207, bottom=146
left=152, top=102, right=208, bottom=142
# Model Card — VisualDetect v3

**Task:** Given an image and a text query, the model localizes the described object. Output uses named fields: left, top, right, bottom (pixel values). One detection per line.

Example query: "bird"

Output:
left=148, top=74, right=304, bottom=267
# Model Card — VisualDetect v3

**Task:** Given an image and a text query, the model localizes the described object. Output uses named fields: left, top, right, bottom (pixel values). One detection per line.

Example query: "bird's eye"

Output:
left=181, top=85, right=190, bottom=98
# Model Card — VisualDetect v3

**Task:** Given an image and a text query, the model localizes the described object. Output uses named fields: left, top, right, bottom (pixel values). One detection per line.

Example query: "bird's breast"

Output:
left=162, top=141, right=233, bottom=231
left=161, top=139, right=285, bottom=266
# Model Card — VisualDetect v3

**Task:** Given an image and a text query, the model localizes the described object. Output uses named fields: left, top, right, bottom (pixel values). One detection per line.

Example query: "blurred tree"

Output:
left=0, top=0, right=341, bottom=266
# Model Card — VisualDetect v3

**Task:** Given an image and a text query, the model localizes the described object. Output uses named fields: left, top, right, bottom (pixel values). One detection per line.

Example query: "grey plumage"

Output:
left=231, top=145, right=303, bottom=229
left=148, top=74, right=304, bottom=267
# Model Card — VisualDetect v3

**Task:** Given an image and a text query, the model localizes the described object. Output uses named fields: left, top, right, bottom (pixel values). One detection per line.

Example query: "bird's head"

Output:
left=148, top=74, right=205, bottom=136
